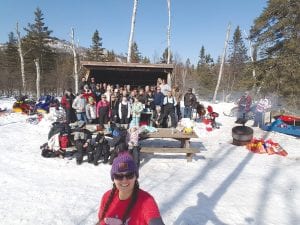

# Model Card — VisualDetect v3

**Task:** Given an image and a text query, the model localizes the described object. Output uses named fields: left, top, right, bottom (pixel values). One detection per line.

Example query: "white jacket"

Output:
left=86, top=104, right=97, bottom=120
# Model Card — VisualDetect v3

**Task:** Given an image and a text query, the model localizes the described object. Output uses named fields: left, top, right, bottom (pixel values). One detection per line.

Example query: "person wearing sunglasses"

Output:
left=97, top=153, right=165, bottom=225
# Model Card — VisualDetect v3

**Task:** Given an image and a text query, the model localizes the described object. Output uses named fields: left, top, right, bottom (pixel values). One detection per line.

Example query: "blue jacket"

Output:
left=153, top=92, right=165, bottom=107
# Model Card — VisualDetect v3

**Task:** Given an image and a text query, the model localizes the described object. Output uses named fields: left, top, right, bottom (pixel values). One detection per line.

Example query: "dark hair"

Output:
left=100, top=181, right=140, bottom=223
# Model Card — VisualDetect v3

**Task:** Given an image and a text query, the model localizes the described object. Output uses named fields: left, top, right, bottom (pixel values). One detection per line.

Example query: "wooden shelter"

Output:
left=81, top=61, right=173, bottom=87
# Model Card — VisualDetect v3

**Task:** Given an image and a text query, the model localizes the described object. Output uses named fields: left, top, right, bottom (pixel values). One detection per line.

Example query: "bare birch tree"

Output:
left=182, top=67, right=187, bottom=91
left=127, top=0, right=138, bottom=63
left=70, top=28, right=79, bottom=94
left=244, top=30, right=259, bottom=93
left=213, top=23, right=231, bottom=103
left=166, top=0, right=172, bottom=86
left=34, top=58, right=41, bottom=99
left=167, top=0, right=171, bottom=64
left=244, top=31, right=256, bottom=79
left=16, top=22, right=26, bottom=94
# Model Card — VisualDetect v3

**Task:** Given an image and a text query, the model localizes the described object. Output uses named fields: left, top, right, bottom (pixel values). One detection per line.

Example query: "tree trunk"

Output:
left=166, top=0, right=172, bottom=86
left=70, top=28, right=78, bottom=94
left=16, top=22, right=26, bottom=94
left=167, top=0, right=171, bottom=64
left=213, top=23, right=231, bottom=103
left=182, top=67, right=187, bottom=91
left=34, top=58, right=41, bottom=99
left=244, top=30, right=257, bottom=92
left=127, top=0, right=138, bottom=63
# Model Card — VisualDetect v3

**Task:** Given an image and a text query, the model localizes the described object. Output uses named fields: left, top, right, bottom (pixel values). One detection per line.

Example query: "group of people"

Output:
left=236, top=91, right=272, bottom=128
left=69, top=118, right=165, bottom=224
left=60, top=77, right=198, bottom=129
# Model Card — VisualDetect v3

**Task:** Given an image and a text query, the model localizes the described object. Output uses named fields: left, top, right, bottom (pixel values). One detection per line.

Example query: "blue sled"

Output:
left=262, top=119, right=300, bottom=137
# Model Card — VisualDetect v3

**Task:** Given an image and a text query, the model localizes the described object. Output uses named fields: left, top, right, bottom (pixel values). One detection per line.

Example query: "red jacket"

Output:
left=98, top=189, right=163, bottom=225
left=82, top=91, right=95, bottom=102
left=238, top=95, right=252, bottom=112
left=61, top=94, right=74, bottom=109
left=96, top=100, right=111, bottom=118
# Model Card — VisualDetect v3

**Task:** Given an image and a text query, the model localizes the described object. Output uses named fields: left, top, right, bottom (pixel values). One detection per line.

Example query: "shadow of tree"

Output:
left=173, top=152, right=254, bottom=225
left=174, top=192, right=228, bottom=225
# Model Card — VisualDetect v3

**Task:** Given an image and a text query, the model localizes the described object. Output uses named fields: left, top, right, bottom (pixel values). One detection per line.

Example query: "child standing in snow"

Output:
left=130, top=97, right=144, bottom=127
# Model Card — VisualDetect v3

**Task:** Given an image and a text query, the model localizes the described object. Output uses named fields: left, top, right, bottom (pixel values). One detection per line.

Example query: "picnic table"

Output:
left=139, top=128, right=200, bottom=162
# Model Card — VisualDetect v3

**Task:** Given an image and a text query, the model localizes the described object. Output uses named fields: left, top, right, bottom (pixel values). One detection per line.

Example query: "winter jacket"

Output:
left=153, top=92, right=165, bottom=107
left=131, top=102, right=144, bottom=118
left=96, top=100, right=111, bottom=118
left=48, top=133, right=60, bottom=151
left=82, top=91, right=95, bottom=102
left=238, top=95, right=252, bottom=112
left=138, top=94, right=147, bottom=105
left=61, top=94, right=75, bottom=110
left=118, top=101, right=131, bottom=119
left=110, top=100, right=119, bottom=115
left=160, top=83, right=171, bottom=95
left=73, top=128, right=92, bottom=142
left=256, top=98, right=271, bottom=113
left=85, top=103, right=97, bottom=120
left=184, top=92, right=196, bottom=107
left=72, top=95, right=87, bottom=113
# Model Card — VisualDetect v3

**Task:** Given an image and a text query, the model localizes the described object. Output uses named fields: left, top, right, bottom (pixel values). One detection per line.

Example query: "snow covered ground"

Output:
left=0, top=97, right=299, bottom=225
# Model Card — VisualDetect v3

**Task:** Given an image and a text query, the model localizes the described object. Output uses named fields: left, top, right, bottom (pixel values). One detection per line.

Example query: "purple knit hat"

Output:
left=111, top=152, right=139, bottom=180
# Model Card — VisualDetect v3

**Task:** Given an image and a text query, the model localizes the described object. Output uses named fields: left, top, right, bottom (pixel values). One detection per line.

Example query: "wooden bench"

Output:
left=140, top=128, right=200, bottom=162
left=140, top=147, right=199, bottom=162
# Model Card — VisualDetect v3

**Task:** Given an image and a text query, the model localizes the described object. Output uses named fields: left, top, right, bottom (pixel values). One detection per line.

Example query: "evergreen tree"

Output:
left=4, top=32, right=20, bottom=92
left=197, top=45, right=206, bottom=68
left=195, top=45, right=216, bottom=96
left=104, top=50, right=116, bottom=62
left=87, top=29, right=104, bottom=61
left=23, top=7, right=56, bottom=93
left=227, top=26, right=249, bottom=93
left=0, top=48, right=5, bottom=91
left=130, top=42, right=141, bottom=63
left=197, top=45, right=214, bottom=71
left=141, top=56, right=150, bottom=64
left=250, top=0, right=300, bottom=110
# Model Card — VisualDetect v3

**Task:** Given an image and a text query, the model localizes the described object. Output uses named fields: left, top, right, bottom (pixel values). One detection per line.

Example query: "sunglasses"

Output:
left=113, top=172, right=135, bottom=180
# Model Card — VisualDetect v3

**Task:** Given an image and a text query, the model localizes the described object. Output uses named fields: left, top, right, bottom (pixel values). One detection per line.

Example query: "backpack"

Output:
left=110, top=126, right=128, bottom=148
left=59, top=134, right=70, bottom=149
left=48, top=122, right=71, bottom=140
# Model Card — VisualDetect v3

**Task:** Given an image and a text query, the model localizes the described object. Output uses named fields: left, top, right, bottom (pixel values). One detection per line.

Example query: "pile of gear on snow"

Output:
left=40, top=121, right=141, bottom=167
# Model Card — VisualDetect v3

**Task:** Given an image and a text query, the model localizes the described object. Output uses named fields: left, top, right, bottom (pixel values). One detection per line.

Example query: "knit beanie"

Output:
left=111, top=152, right=138, bottom=180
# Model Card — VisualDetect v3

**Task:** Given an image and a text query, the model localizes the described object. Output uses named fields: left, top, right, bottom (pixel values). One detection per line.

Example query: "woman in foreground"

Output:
left=97, top=152, right=165, bottom=225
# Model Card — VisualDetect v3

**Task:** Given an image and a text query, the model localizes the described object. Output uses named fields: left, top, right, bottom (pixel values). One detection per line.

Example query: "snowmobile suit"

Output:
left=89, top=133, right=110, bottom=165
left=163, top=96, right=177, bottom=128
left=73, top=128, right=92, bottom=165
left=97, top=100, right=110, bottom=126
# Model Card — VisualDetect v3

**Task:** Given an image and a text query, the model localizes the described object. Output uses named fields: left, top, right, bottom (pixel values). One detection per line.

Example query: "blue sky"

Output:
left=0, top=0, right=266, bottom=64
